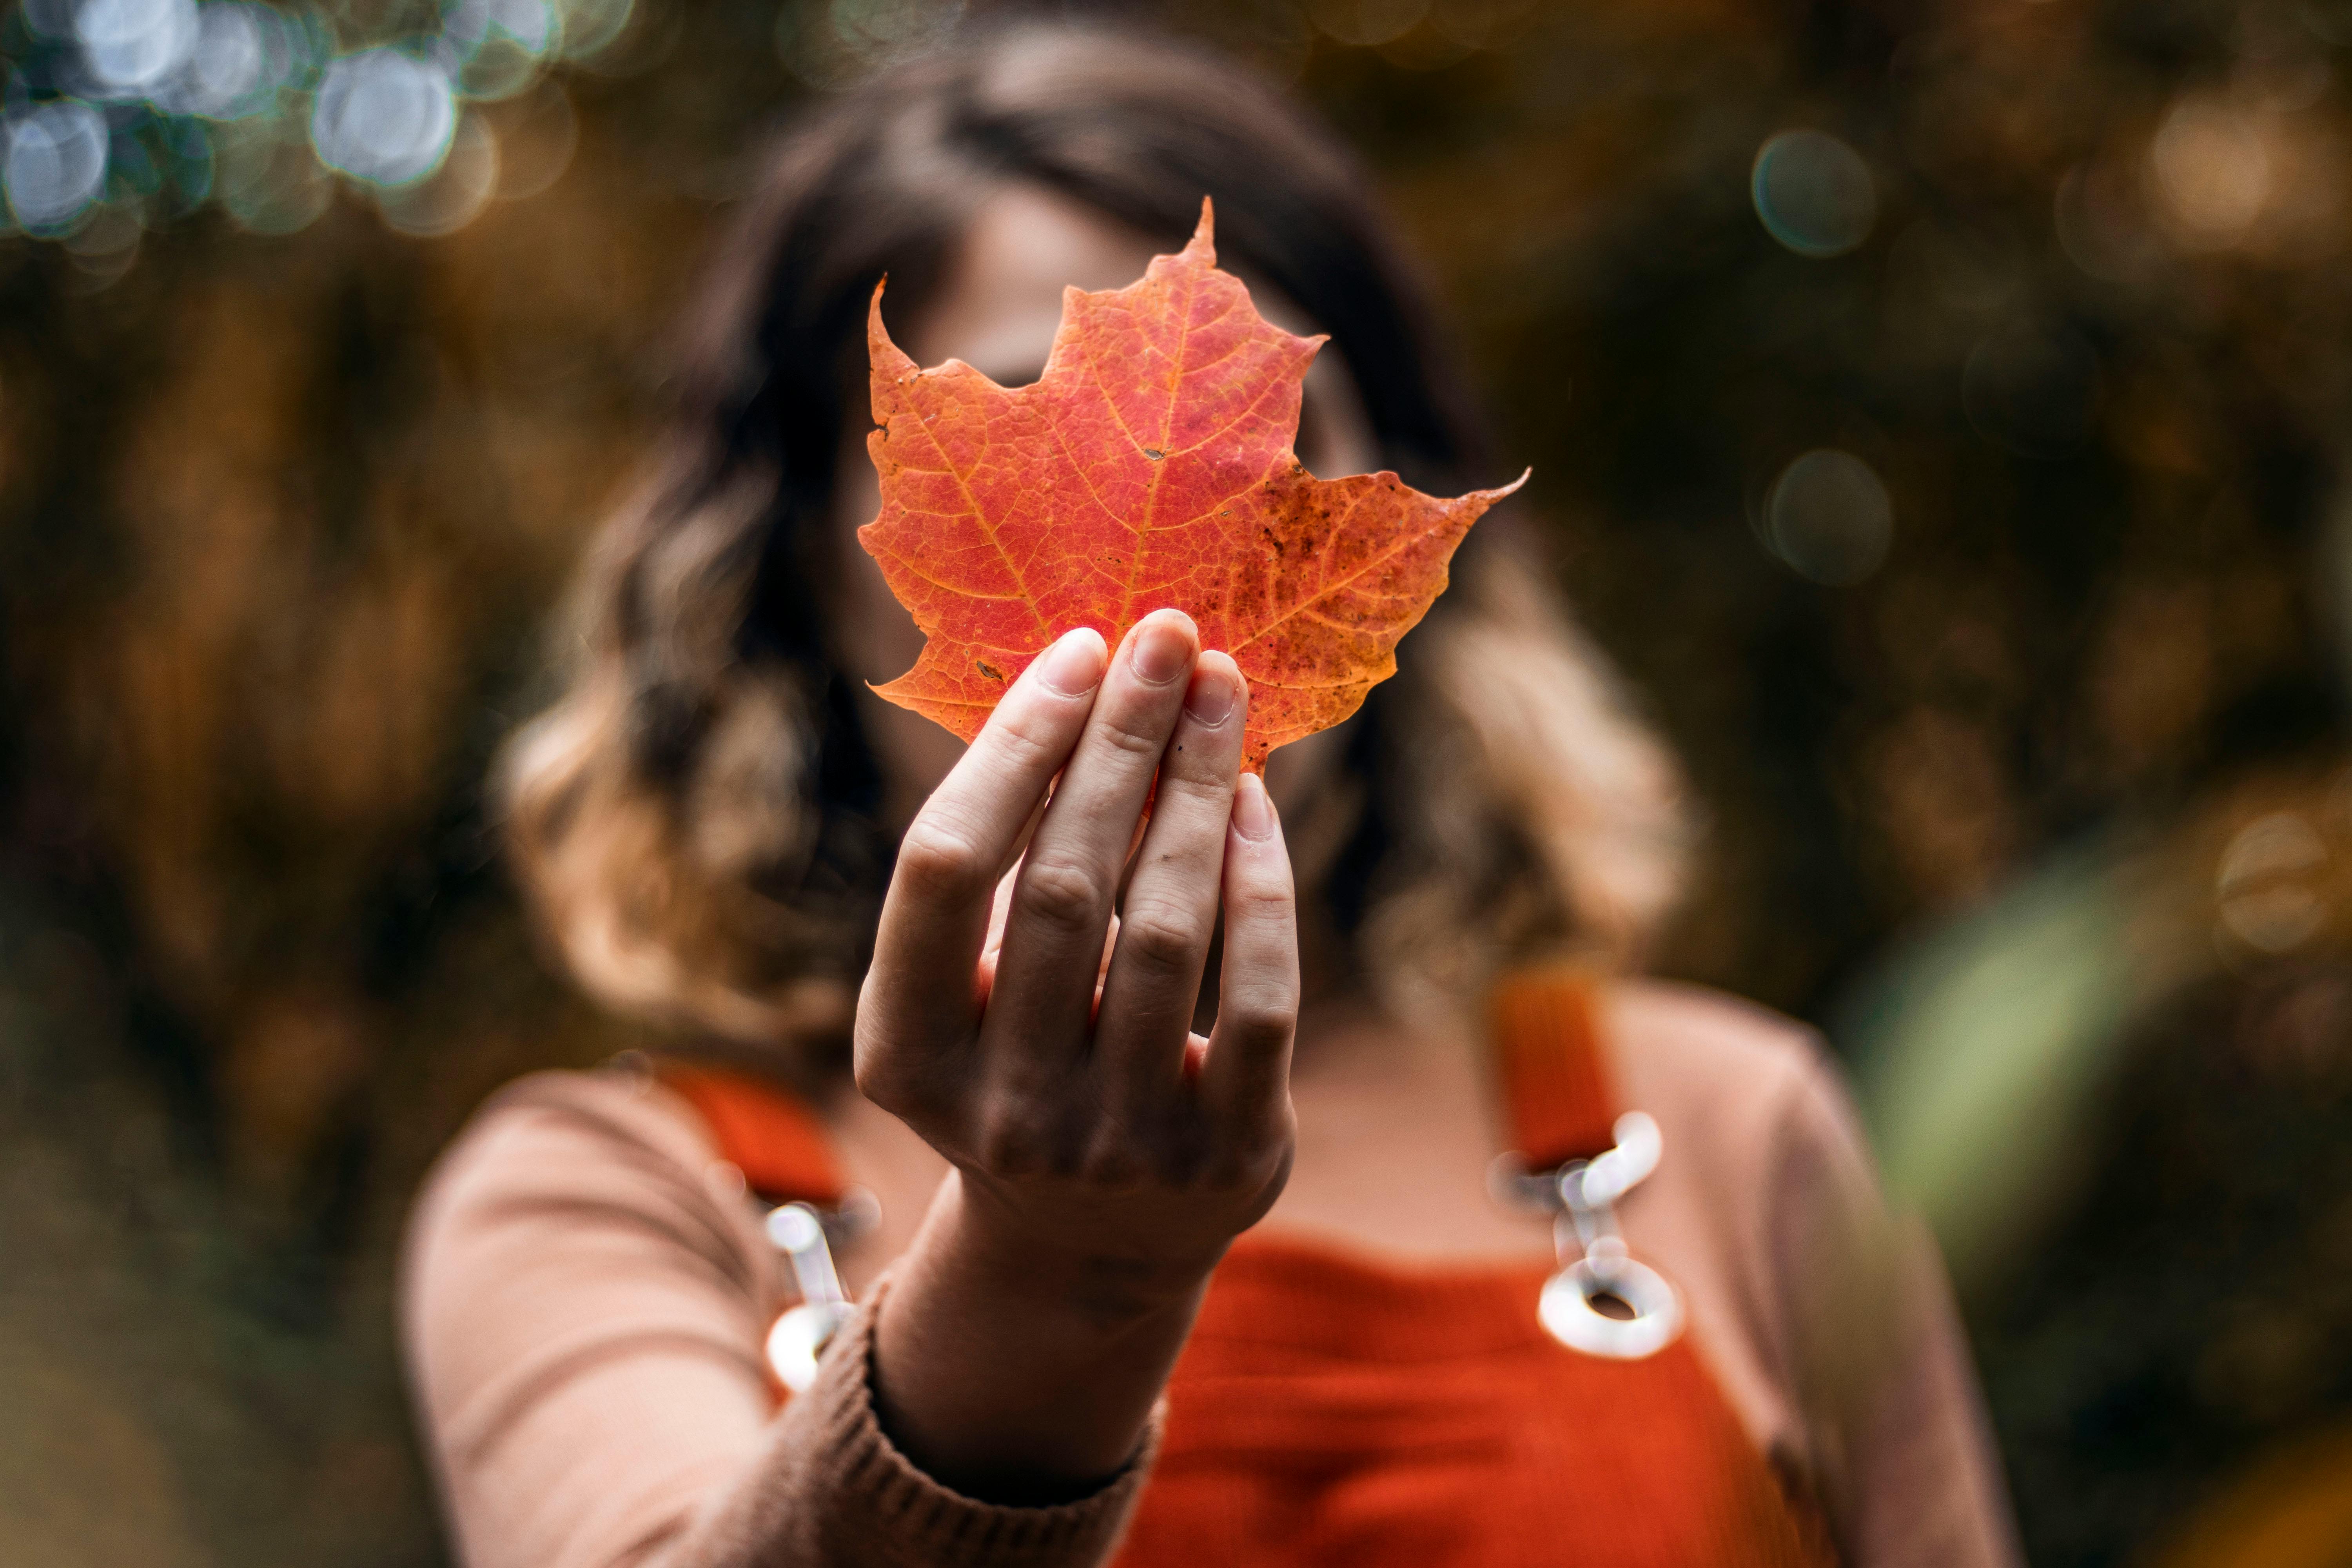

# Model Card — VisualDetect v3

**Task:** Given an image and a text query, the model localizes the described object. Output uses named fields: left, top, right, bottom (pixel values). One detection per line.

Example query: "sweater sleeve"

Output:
left=399, top=1070, right=1154, bottom=1568
left=1757, top=1046, right=2023, bottom=1568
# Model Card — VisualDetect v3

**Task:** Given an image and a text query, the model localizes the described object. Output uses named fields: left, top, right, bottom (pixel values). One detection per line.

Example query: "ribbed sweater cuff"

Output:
left=771, top=1276, right=1161, bottom=1567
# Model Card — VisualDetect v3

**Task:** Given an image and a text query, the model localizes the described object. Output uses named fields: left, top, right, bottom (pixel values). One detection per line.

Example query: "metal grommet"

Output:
left=765, top=1199, right=854, bottom=1393
left=1495, top=1109, right=1683, bottom=1361
left=765, top=1201, right=826, bottom=1253
left=765, top=1300, right=850, bottom=1394
left=1538, top=1250, right=1684, bottom=1361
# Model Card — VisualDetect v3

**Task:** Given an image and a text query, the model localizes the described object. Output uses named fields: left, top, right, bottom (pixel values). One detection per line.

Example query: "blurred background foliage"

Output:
left=3, top=0, right=2351, bottom=1561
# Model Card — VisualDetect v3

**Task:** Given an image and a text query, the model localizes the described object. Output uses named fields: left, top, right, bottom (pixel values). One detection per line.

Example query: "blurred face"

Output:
left=829, top=181, right=1377, bottom=830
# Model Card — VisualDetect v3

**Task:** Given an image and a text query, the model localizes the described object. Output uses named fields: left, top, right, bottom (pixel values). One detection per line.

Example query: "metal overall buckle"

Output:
left=762, top=1190, right=878, bottom=1393
left=1491, top=1111, right=1684, bottom=1360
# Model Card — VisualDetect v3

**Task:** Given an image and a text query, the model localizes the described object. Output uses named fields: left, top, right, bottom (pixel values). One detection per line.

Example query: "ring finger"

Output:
left=981, top=609, right=1200, bottom=1084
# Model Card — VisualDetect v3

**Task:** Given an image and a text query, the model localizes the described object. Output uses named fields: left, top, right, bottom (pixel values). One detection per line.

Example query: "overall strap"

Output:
left=1490, top=969, right=1619, bottom=1169
left=649, top=1059, right=860, bottom=1396
left=655, top=1061, right=848, bottom=1207
left=1489, top=967, right=1684, bottom=1362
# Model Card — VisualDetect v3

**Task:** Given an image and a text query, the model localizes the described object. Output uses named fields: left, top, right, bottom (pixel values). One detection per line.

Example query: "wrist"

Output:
left=872, top=1172, right=1205, bottom=1498
left=929, top=1171, right=1223, bottom=1330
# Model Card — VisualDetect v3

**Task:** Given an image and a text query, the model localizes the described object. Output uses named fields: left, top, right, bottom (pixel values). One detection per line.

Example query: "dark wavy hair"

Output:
left=500, top=20, right=1690, bottom=1050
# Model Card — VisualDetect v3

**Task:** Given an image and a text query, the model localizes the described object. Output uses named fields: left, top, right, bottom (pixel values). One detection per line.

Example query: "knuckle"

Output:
left=1215, top=988, right=1298, bottom=1054
left=849, top=1008, right=896, bottom=1095
left=1095, top=707, right=1170, bottom=761
left=1197, top=1154, right=1251, bottom=1194
left=1201, top=1142, right=1285, bottom=1196
left=852, top=1022, right=945, bottom=1115
left=1226, top=889, right=1297, bottom=944
left=1232, top=862, right=1297, bottom=913
left=1161, top=1122, right=1218, bottom=1185
left=848, top=1058, right=880, bottom=1111
left=1236, top=1000, right=1300, bottom=1051
left=851, top=1053, right=907, bottom=1116
left=1156, top=753, right=1233, bottom=800
left=1017, top=854, right=1108, bottom=934
left=852, top=1046, right=926, bottom=1125
left=1078, top=1132, right=1147, bottom=1190
left=1201, top=1113, right=1293, bottom=1193
left=975, top=1111, right=1049, bottom=1177
left=894, top=820, right=987, bottom=902
left=988, top=705, right=1067, bottom=769
left=1118, top=902, right=1208, bottom=975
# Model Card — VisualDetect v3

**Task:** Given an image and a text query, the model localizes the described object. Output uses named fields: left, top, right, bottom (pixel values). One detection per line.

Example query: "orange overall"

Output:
left=662, top=975, right=1826, bottom=1568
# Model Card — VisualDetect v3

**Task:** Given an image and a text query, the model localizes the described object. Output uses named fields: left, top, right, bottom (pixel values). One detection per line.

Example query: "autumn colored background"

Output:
left=4, top=0, right=2350, bottom=1562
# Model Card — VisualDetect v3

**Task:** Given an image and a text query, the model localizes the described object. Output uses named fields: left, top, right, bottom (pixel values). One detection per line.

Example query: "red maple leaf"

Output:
left=858, top=201, right=1525, bottom=773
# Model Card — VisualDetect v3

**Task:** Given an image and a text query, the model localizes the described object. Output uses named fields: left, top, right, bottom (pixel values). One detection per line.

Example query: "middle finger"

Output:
left=1091, top=651, right=1247, bottom=1120
left=982, top=608, right=1200, bottom=1084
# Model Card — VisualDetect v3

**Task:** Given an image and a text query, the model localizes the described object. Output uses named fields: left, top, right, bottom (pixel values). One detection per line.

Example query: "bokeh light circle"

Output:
left=186, top=6, right=267, bottom=113
left=379, top=109, right=498, bottom=236
left=311, top=48, right=458, bottom=186
left=1765, top=449, right=1893, bottom=586
left=1427, top=0, right=1536, bottom=49
left=449, top=0, right=558, bottom=98
left=217, top=111, right=333, bottom=234
left=831, top=0, right=957, bottom=60
left=1307, top=0, right=1433, bottom=46
left=1751, top=129, right=1878, bottom=259
left=2151, top=94, right=2271, bottom=247
left=4, top=100, right=110, bottom=232
left=148, top=3, right=291, bottom=120
left=554, top=0, right=635, bottom=60
left=63, top=200, right=141, bottom=287
left=2216, top=811, right=2328, bottom=953
left=448, top=0, right=558, bottom=55
left=74, top=0, right=200, bottom=93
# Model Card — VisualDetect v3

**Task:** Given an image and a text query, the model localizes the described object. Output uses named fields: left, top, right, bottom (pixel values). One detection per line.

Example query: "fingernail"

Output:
left=1036, top=628, right=1107, bottom=695
left=1131, top=612, right=1196, bottom=685
left=1232, top=771, right=1275, bottom=840
left=1184, top=665, right=1236, bottom=725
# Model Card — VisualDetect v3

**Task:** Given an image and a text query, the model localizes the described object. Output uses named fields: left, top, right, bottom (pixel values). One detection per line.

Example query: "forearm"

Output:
left=872, top=1169, right=1212, bottom=1501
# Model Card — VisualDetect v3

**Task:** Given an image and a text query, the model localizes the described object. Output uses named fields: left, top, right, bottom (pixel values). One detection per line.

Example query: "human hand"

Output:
left=855, top=608, right=1299, bottom=1318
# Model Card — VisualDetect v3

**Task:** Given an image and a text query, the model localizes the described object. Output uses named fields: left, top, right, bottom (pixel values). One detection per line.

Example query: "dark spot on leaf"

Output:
left=1144, top=448, right=1164, bottom=460
left=976, top=661, right=1005, bottom=682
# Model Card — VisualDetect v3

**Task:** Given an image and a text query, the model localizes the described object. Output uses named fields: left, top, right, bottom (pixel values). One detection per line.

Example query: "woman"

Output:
left=402, top=21, right=2017, bottom=1567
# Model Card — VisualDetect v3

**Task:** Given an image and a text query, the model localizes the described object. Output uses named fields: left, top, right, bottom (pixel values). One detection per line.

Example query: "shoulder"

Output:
left=1607, top=978, right=1821, bottom=1077
left=401, top=1067, right=780, bottom=1349
left=400, top=1067, right=784, bottom=1456
left=416, top=1067, right=722, bottom=1216
left=1606, top=978, right=1911, bottom=1365
left=1606, top=984, right=2019, bottom=1559
left=1606, top=978, right=1873, bottom=1187
left=401, top=1075, right=812, bottom=1567
left=1603, top=979, right=1891, bottom=1346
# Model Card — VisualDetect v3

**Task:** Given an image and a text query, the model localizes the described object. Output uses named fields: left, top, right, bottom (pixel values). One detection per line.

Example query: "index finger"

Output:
left=860, top=628, right=1109, bottom=1054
